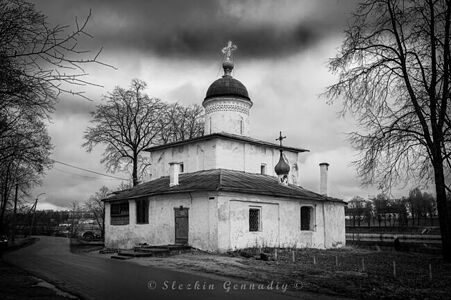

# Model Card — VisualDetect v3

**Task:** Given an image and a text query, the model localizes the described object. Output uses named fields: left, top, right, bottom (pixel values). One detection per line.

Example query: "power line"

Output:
left=51, top=159, right=128, bottom=180
left=53, top=167, right=125, bottom=181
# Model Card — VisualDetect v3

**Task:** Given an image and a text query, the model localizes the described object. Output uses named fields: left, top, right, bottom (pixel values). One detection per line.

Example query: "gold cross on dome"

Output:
left=276, top=131, right=286, bottom=147
left=222, top=41, right=237, bottom=62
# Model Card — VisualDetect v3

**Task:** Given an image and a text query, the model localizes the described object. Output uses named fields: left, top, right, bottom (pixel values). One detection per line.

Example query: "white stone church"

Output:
left=103, top=42, right=346, bottom=252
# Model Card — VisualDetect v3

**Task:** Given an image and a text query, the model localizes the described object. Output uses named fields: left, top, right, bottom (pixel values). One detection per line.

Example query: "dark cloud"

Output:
left=54, top=96, right=96, bottom=118
left=32, top=0, right=357, bottom=60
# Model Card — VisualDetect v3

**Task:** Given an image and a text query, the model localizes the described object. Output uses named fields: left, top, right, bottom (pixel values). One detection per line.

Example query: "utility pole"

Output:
left=29, top=193, right=45, bottom=236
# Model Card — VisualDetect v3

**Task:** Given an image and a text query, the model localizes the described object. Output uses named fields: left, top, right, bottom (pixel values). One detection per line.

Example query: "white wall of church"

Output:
left=104, top=191, right=345, bottom=251
left=104, top=192, right=219, bottom=251
left=203, top=98, right=251, bottom=136
left=323, top=202, right=346, bottom=248
left=148, top=138, right=304, bottom=185
left=215, top=139, right=302, bottom=185
left=216, top=192, right=345, bottom=252
left=148, top=140, right=217, bottom=180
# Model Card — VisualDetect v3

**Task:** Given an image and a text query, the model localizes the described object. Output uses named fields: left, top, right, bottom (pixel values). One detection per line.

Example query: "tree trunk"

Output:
left=132, top=153, right=138, bottom=186
left=11, top=183, right=18, bottom=242
left=433, top=161, right=451, bottom=262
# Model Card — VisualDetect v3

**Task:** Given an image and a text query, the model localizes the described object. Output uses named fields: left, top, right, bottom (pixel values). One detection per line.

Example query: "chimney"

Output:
left=319, top=162, right=329, bottom=196
left=169, top=162, right=181, bottom=187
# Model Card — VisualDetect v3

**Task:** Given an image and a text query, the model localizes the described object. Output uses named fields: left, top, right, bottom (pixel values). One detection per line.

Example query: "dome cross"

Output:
left=222, top=41, right=237, bottom=62
left=276, top=131, right=286, bottom=147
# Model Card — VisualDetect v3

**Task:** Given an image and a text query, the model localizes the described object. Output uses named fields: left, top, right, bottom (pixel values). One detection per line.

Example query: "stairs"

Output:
left=110, top=244, right=191, bottom=260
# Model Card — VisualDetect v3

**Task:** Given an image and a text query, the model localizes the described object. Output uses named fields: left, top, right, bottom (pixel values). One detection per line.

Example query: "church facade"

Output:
left=103, top=42, right=346, bottom=251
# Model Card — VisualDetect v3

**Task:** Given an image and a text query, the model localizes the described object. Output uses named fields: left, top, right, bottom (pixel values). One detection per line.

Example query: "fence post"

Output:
left=335, top=256, right=338, bottom=267
left=313, top=256, right=316, bottom=265
left=429, top=264, right=432, bottom=281
left=362, top=258, right=365, bottom=272
left=274, top=248, right=278, bottom=261
left=393, top=261, right=396, bottom=278
left=292, top=251, right=295, bottom=263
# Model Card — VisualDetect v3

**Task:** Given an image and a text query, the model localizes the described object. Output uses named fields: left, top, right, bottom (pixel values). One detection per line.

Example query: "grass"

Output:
left=229, top=246, right=451, bottom=299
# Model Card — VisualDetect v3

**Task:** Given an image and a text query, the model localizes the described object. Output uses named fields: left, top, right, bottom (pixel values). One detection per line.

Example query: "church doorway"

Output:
left=174, top=206, right=189, bottom=245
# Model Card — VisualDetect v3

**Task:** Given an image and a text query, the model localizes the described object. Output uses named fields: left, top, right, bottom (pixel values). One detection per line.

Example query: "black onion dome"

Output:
left=275, top=151, right=290, bottom=175
left=204, top=75, right=250, bottom=101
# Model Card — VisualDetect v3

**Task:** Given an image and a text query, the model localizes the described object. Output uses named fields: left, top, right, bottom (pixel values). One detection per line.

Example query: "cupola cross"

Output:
left=276, top=131, right=286, bottom=147
left=222, top=41, right=237, bottom=62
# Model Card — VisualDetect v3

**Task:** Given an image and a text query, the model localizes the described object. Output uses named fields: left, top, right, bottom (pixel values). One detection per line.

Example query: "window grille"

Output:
left=249, top=208, right=260, bottom=232
left=301, top=206, right=313, bottom=231
left=136, top=199, right=149, bottom=224
left=111, top=202, right=129, bottom=225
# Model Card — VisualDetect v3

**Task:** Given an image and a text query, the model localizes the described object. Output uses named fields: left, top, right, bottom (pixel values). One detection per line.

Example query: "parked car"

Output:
left=76, top=220, right=102, bottom=241
left=0, top=235, right=8, bottom=250
left=53, top=224, right=71, bottom=237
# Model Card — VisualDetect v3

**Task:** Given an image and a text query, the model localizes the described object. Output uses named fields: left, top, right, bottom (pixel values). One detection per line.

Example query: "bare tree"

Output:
left=0, top=114, right=52, bottom=233
left=346, top=196, right=368, bottom=226
left=0, top=0, right=111, bottom=116
left=159, top=103, right=204, bottom=144
left=83, top=79, right=166, bottom=186
left=0, top=0, right=111, bottom=233
left=84, top=186, right=109, bottom=238
left=326, top=0, right=451, bottom=261
left=407, top=187, right=437, bottom=225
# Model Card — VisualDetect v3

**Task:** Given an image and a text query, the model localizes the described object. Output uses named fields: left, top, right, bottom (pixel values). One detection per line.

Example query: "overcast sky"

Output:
left=26, top=0, right=412, bottom=210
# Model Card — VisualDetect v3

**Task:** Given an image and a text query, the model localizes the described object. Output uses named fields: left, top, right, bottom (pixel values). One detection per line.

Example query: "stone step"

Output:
left=132, top=248, right=171, bottom=256
left=111, top=255, right=132, bottom=260
left=118, top=250, right=157, bottom=257
left=134, top=244, right=191, bottom=252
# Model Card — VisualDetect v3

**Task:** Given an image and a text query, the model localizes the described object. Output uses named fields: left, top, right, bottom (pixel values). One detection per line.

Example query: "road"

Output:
left=3, top=236, right=336, bottom=300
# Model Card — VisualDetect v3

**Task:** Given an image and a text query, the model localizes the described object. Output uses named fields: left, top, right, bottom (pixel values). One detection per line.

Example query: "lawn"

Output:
left=230, top=247, right=451, bottom=299
left=93, top=246, right=451, bottom=299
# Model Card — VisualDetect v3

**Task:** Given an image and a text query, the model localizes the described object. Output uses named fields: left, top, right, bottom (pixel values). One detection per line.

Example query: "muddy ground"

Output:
left=86, top=246, right=451, bottom=299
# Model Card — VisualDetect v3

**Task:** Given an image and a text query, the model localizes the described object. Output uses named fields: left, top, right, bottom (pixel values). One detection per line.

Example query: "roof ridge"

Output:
left=144, top=132, right=309, bottom=153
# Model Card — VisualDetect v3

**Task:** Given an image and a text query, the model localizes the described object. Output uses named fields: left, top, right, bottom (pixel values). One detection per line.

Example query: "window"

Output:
left=111, top=202, right=129, bottom=225
left=301, top=206, right=314, bottom=231
left=260, top=164, right=267, bottom=175
left=179, top=163, right=184, bottom=173
left=249, top=208, right=261, bottom=232
left=136, top=199, right=149, bottom=224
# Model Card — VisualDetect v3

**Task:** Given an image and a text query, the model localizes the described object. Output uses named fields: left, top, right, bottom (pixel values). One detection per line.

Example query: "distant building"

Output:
left=103, top=42, right=345, bottom=251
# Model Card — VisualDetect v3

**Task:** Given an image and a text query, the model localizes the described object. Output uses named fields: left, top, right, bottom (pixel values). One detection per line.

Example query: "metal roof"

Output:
left=204, top=75, right=250, bottom=102
left=144, top=132, right=309, bottom=153
left=103, top=169, right=344, bottom=204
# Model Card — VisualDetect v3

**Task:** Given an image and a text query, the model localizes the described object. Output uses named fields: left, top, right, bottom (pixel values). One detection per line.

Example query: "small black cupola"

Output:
left=274, top=131, right=290, bottom=185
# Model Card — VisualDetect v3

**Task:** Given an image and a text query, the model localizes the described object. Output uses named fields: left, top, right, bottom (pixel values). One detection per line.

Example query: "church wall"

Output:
left=148, top=138, right=305, bottom=186
left=216, top=192, right=345, bottom=252
left=323, top=202, right=346, bottom=247
left=215, top=139, right=302, bottom=185
left=104, top=191, right=345, bottom=251
left=104, top=192, right=218, bottom=251
left=148, top=140, right=217, bottom=180
left=203, top=98, right=251, bottom=136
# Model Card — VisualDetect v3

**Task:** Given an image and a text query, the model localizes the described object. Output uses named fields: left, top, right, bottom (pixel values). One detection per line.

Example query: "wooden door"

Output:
left=174, top=207, right=189, bottom=245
